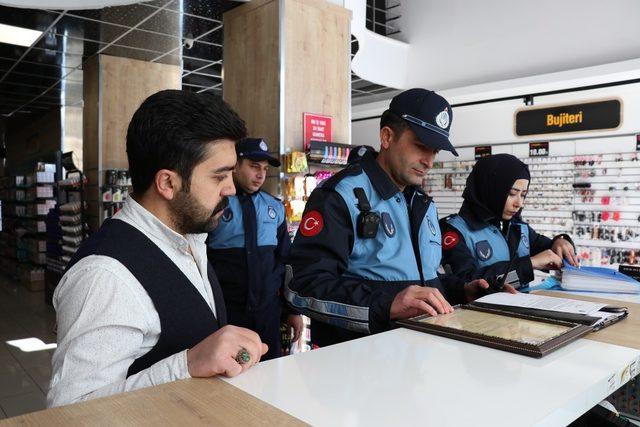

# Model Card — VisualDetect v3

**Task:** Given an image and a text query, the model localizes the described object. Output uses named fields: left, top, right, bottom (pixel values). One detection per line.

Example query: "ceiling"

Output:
left=367, top=0, right=640, bottom=94
left=0, top=0, right=239, bottom=118
left=0, top=0, right=399, bottom=120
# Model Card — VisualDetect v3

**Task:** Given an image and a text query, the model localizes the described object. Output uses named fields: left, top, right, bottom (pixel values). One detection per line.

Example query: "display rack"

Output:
left=0, top=163, right=57, bottom=291
left=100, top=168, right=131, bottom=221
left=45, top=151, right=89, bottom=304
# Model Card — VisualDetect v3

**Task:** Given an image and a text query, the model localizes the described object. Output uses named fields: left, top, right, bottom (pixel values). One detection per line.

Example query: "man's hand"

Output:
left=187, top=325, right=268, bottom=378
left=286, top=314, right=304, bottom=342
left=552, top=238, right=578, bottom=267
left=464, top=279, right=517, bottom=302
left=531, top=249, right=563, bottom=270
left=390, top=285, right=453, bottom=320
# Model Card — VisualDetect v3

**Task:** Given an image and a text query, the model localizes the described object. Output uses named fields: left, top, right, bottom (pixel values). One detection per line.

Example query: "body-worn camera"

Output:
left=357, top=211, right=381, bottom=238
left=353, top=187, right=380, bottom=239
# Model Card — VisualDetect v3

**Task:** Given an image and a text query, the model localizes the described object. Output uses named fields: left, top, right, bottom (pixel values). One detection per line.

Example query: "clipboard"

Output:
left=398, top=304, right=594, bottom=358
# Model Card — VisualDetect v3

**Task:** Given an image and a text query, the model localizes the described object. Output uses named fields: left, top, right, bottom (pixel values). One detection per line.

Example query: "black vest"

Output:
left=66, top=219, right=227, bottom=377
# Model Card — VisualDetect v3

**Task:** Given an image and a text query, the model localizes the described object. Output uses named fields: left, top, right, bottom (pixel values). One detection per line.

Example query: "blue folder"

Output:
left=560, top=261, right=640, bottom=293
left=523, top=261, right=640, bottom=293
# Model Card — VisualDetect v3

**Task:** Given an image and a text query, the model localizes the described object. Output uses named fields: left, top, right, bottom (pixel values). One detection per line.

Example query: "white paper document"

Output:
left=475, top=293, right=607, bottom=315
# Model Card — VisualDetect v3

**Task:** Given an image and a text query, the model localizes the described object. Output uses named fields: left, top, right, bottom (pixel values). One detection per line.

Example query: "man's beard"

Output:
left=169, top=190, right=228, bottom=234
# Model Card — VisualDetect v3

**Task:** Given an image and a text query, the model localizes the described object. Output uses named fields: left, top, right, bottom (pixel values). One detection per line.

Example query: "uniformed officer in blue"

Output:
left=285, top=89, right=501, bottom=347
left=440, top=154, right=578, bottom=289
left=207, top=138, right=302, bottom=360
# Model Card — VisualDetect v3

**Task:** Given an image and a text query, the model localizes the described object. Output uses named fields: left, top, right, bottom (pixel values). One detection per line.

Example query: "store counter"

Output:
left=3, top=294, right=639, bottom=426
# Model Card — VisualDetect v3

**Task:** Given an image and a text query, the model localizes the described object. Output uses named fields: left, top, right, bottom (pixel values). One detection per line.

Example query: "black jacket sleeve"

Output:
left=529, top=226, right=576, bottom=256
left=285, top=188, right=396, bottom=335
left=528, top=225, right=553, bottom=255
left=437, top=273, right=467, bottom=305
left=439, top=220, right=534, bottom=288
left=277, top=218, right=296, bottom=317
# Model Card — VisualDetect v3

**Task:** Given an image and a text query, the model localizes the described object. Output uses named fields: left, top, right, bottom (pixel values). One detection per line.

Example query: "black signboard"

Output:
left=474, top=146, right=492, bottom=159
left=529, top=142, right=549, bottom=157
left=515, top=99, right=621, bottom=136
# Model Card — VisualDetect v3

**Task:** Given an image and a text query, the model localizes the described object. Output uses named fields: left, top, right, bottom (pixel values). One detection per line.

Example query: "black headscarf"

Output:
left=461, top=154, right=531, bottom=225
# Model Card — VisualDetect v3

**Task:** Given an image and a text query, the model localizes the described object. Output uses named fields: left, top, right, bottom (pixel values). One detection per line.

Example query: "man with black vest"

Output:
left=47, top=90, right=267, bottom=407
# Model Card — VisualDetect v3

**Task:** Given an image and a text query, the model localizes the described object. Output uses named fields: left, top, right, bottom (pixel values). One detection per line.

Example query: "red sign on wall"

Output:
left=303, top=113, right=332, bottom=150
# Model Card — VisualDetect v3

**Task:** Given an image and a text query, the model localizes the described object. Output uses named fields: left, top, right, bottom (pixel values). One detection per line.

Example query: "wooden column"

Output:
left=223, top=0, right=351, bottom=193
left=83, top=54, right=181, bottom=230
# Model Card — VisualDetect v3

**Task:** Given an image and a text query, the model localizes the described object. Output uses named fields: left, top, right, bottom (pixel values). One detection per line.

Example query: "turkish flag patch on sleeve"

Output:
left=442, top=231, right=460, bottom=250
left=299, top=210, right=324, bottom=237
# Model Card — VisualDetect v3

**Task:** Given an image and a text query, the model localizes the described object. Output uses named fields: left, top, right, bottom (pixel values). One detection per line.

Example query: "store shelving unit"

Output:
left=45, top=152, right=89, bottom=304
left=0, top=164, right=57, bottom=291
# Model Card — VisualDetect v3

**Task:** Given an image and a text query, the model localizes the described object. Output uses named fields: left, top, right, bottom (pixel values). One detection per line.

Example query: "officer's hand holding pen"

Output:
left=389, top=285, right=453, bottom=319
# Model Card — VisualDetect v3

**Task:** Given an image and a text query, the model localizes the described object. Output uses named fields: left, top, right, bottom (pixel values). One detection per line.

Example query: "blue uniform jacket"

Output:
left=439, top=205, right=572, bottom=288
left=207, top=190, right=290, bottom=312
left=285, top=153, right=466, bottom=346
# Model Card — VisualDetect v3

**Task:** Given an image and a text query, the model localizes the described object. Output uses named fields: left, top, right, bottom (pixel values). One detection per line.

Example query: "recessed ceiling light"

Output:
left=0, top=23, right=43, bottom=47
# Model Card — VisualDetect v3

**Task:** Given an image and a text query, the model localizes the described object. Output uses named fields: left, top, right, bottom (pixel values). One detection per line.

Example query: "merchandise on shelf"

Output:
left=101, top=169, right=132, bottom=220
left=284, top=151, right=308, bottom=174
left=45, top=166, right=88, bottom=301
left=0, top=163, right=57, bottom=291
left=307, top=140, right=351, bottom=165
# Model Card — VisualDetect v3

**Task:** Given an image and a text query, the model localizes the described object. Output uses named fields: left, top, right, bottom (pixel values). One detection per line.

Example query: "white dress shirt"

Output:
left=47, top=197, right=217, bottom=407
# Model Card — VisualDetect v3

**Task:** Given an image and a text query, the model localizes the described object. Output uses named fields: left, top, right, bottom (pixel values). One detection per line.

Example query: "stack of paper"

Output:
left=561, top=262, right=640, bottom=294
left=474, top=292, right=626, bottom=329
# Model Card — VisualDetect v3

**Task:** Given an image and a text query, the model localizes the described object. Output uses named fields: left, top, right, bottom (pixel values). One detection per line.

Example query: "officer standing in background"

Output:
left=285, top=89, right=507, bottom=347
left=207, top=138, right=302, bottom=360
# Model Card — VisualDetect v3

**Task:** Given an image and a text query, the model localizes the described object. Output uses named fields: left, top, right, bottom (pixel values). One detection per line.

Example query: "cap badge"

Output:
left=435, top=109, right=450, bottom=129
left=259, top=141, right=268, bottom=151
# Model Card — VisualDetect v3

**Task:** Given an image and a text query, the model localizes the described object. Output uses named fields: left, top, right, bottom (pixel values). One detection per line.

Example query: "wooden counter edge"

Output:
left=0, top=376, right=307, bottom=426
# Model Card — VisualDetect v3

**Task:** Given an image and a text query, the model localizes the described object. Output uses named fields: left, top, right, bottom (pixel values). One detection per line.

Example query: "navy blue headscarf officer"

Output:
left=440, top=154, right=578, bottom=289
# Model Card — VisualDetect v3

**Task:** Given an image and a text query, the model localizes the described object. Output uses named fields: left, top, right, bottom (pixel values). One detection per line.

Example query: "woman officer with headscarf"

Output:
left=439, top=154, right=578, bottom=289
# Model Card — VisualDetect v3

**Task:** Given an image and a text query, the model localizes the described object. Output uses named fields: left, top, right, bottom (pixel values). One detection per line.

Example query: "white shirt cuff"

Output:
left=176, top=349, right=192, bottom=380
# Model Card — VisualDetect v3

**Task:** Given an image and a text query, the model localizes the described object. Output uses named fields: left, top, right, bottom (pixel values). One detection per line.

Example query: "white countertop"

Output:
left=225, top=328, right=639, bottom=427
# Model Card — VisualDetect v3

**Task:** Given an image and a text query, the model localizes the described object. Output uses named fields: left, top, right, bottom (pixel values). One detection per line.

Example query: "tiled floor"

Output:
left=0, top=275, right=56, bottom=419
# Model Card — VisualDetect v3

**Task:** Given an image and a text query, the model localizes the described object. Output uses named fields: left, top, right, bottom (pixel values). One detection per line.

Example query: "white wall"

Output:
left=386, top=0, right=640, bottom=91
left=352, top=117, right=381, bottom=150
left=352, top=81, right=640, bottom=160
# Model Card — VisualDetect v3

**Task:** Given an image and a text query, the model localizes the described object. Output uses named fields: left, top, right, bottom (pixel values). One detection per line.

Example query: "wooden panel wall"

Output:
left=283, top=0, right=351, bottom=151
left=100, top=55, right=181, bottom=170
left=223, top=0, right=281, bottom=193
left=82, top=54, right=180, bottom=229
left=223, top=0, right=350, bottom=195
